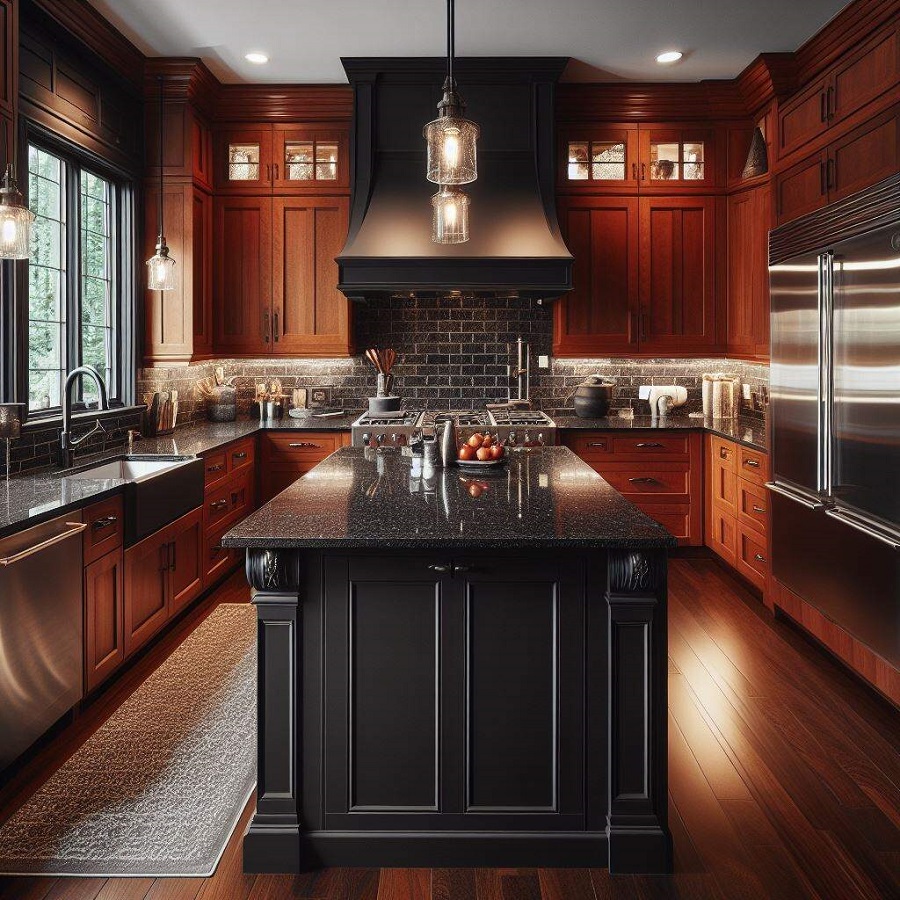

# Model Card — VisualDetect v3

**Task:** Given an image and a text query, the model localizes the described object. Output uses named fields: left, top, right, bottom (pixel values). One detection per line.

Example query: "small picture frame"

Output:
left=309, top=386, right=332, bottom=408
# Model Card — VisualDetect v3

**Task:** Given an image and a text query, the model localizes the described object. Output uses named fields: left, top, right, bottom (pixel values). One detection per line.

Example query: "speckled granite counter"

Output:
left=221, top=446, right=674, bottom=550
left=552, top=414, right=767, bottom=452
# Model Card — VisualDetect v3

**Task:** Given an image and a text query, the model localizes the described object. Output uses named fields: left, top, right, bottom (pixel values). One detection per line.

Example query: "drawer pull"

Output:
left=636, top=442, right=664, bottom=449
left=752, top=504, right=766, bottom=513
left=207, top=463, right=225, bottom=473
left=587, top=441, right=607, bottom=448
left=743, top=458, right=761, bottom=468
left=288, top=442, right=322, bottom=449
left=754, top=553, right=766, bottom=562
left=428, top=563, right=451, bottom=574
left=92, top=515, right=118, bottom=531
left=232, top=451, right=248, bottom=460
left=210, top=499, right=229, bottom=512
left=628, top=477, right=660, bottom=484
left=719, top=447, right=730, bottom=459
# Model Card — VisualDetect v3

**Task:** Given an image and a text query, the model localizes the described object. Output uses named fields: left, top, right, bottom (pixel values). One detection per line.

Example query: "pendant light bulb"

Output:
left=0, top=164, right=35, bottom=260
left=146, top=76, right=176, bottom=290
left=432, top=186, right=469, bottom=244
left=424, top=0, right=479, bottom=186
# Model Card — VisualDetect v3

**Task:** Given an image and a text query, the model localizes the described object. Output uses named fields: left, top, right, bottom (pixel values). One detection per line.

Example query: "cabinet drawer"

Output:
left=738, top=481, right=768, bottom=535
left=205, top=469, right=254, bottom=530
left=706, top=506, right=737, bottom=565
left=563, top=433, right=612, bottom=459
left=735, top=522, right=767, bottom=591
left=228, top=437, right=255, bottom=476
left=610, top=434, right=690, bottom=458
left=631, top=501, right=693, bottom=543
left=709, top=435, right=737, bottom=471
left=737, top=446, right=768, bottom=485
left=203, top=450, right=229, bottom=487
left=264, top=431, right=342, bottom=460
left=594, top=463, right=691, bottom=500
left=205, top=522, right=238, bottom=586
left=83, top=495, right=124, bottom=565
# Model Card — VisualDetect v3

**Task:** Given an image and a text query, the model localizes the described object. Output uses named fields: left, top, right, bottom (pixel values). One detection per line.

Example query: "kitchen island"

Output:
left=222, top=446, right=674, bottom=874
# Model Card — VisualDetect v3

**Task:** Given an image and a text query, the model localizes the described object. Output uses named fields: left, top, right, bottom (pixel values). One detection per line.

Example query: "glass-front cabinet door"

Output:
left=638, top=129, right=714, bottom=189
left=216, top=127, right=273, bottom=191
left=559, top=129, right=639, bottom=190
left=272, top=127, right=349, bottom=192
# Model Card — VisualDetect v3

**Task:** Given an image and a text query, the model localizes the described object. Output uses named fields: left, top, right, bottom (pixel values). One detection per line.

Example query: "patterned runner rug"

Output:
left=0, top=602, right=256, bottom=876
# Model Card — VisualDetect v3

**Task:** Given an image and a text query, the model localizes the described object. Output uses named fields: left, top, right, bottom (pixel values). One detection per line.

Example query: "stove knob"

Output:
left=524, top=430, right=531, bottom=446
left=537, top=432, right=545, bottom=446
left=361, top=432, right=370, bottom=446
left=390, top=433, right=399, bottom=445
left=508, top=431, right=517, bottom=446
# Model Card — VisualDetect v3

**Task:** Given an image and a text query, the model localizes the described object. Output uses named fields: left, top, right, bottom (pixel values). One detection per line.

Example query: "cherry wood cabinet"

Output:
left=558, top=127, right=640, bottom=192
left=214, top=195, right=352, bottom=357
left=260, top=431, right=349, bottom=502
left=776, top=104, right=900, bottom=225
left=84, top=547, right=125, bottom=694
left=727, top=185, right=771, bottom=359
left=123, top=506, right=204, bottom=657
left=0, top=0, right=16, bottom=123
left=273, top=195, right=352, bottom=356
left=553, top=196, right=639, bottom=356
left=638, top=196, right=720, bottom=354
left=213, top=195, right=273, bottom=354
left=638, top=127, right=717, bottom=192
left=215, top=124, right=274, bottom=192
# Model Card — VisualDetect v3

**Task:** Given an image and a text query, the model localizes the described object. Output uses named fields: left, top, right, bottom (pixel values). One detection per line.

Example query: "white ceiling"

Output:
left=87, top=0, right=851, bottom=84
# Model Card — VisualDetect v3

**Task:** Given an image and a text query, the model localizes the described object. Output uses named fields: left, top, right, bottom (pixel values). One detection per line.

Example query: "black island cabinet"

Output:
left=222, top=447, right=675, bottom=874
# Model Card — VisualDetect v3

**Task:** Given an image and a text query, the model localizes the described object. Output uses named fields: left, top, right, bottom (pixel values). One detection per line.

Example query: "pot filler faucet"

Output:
left=60, top=365, right=109, bottom=468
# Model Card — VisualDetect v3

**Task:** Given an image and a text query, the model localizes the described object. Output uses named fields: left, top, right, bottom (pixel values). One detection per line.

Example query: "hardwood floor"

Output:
left=0, top=558, right=897, bottom=899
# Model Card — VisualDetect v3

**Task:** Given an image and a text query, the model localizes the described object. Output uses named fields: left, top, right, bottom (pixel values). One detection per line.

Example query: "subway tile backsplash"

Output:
left=138, top=295, right=769, bottom=423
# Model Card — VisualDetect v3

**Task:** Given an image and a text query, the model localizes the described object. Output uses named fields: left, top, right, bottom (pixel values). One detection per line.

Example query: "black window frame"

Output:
left=9, top=120, right=136, bottom=423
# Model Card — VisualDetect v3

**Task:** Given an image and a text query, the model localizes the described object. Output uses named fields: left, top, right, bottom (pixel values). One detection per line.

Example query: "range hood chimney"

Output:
left=337, top=58, right=573, bottom=301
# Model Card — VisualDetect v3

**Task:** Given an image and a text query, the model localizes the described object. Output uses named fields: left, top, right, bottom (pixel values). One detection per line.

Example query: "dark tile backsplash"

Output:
left=138, top=295, right=769, bottom=423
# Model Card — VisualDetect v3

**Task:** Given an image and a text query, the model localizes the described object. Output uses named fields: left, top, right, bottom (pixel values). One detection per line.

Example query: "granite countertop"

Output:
left=552, top=414, right=767, bottom=452
left=221, top=446, right=675, bottom=551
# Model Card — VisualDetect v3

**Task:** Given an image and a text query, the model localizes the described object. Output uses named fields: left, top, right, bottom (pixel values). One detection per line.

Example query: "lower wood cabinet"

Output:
left=322, top=554, right=586, bottom=831
left=562, top=429, right=703, bottom=545
left=124, top=506, right=204, bottom=657
left=84, top=544, right=125, bottom=694
left=260, top=430, right=348, bottom=501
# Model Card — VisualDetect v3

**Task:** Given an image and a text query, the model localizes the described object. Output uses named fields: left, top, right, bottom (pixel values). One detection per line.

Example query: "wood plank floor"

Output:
left=0, top=558, right=897, bottom=900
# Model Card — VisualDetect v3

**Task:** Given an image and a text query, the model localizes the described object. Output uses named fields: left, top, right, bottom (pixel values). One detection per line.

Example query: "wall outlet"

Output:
left=742, top=383, right=752, bottom=400
left=537, top=355, right=550, bottom=369
left=638, top=385, right=652, bottom=400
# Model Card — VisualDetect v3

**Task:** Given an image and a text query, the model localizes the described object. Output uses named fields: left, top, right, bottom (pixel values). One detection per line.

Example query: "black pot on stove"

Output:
left=572, top=376, right=615, bottom=418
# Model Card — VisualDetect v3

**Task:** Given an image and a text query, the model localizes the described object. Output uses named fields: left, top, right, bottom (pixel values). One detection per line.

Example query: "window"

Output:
left=24, top=140, right=130, bottom=413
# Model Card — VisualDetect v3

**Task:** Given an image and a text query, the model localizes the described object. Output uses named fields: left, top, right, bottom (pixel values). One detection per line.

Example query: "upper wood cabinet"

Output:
left=775, top=104, right=900, bottom=225
left=553, top=196, right=639, bottom=356
left=777, top=19, right=900, bottom=163
left=554, top=195, right=719, bottom=357
left=638, top=196, right=720, bottom=354
left=0, top=0, right=16, bottom=121
left=727, top=185, right=771, bottom=360
left=559, top=124, right=718, bottom=193
left=214, top=194, right=352, bottom=357
left=215, top=123, right=349, bottom=193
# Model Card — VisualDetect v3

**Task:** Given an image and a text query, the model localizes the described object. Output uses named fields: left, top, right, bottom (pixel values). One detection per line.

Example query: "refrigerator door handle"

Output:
left=766, top=481, right=825, bottom=510
left=825, top=508, right=900, bottom=551
left=821, top=251, right=834, bottom=498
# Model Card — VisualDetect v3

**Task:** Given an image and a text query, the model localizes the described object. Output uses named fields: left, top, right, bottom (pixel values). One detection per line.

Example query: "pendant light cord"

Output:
left=157, top=75, right=164, bottom=240
left=447, top=0, right=454, bottom=84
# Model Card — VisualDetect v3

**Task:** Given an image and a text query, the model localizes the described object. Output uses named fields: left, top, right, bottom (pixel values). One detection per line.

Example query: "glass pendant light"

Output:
left=424, top=0, right=479, bottom=187
left=0, top=122, right=35, bottom=260
left=146, top=76, right=176, bottom=291
left=431, top=185, right=469, bottom=244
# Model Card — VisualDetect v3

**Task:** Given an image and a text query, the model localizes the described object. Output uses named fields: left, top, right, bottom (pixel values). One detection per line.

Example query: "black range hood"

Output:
left=337, top=57, right=573, bottom=302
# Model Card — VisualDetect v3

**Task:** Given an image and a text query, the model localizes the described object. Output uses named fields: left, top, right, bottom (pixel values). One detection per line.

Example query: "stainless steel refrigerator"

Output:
left=769, top=218, right=899, bottom=668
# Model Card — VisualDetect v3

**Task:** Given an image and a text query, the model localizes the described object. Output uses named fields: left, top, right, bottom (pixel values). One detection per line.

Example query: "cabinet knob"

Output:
left=752, top=504, right=766, bottom=513
left=232, top=451, right=247, bottom=461
left=743, top=458, right=760, bottom=468
left=754, top=553, right=766, bottom=562
left=211, top=499, right=228, bottom=511
left=428, top=563, right=451, bottom=574
left=91, top=515, right=118, bottom=531
left=207, top=463, right=225, bottom=473
left=452, top=564, right=472, bottom=574
left=719, top=447, right=729, bottom=459
left=636, top=442, right=664, bottom=449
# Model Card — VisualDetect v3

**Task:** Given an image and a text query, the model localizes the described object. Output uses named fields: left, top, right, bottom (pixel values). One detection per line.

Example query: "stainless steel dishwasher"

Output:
left=0, top=513, right=87, bottom=770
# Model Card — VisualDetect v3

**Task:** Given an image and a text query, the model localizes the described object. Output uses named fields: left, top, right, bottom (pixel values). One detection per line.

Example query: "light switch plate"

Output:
left=742, top=383, right=752, bottom=400
left=638, top=385, right=652, bottom=400
left=537, top=355, right=550, bottom=369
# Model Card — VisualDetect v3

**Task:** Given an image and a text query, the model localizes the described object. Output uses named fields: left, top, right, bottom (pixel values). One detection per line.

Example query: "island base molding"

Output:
left=243, top=545, right=671, bottom=875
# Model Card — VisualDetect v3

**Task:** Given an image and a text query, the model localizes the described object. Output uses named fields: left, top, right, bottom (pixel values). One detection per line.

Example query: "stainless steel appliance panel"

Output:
left=0, top=514, right=86, bottom=770
left=830, top=225, right=900, bottom=529
left=769, top=251, right=824, bottom=497
left=772, top=491, right=899, bottom=667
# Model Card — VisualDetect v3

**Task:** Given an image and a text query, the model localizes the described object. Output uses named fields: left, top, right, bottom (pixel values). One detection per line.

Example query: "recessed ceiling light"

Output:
left=245, top=52, right=269, bottom=65
left=656, top=50, right=683, bottom=65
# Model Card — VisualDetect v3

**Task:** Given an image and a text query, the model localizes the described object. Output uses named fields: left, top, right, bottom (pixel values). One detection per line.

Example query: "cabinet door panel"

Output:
left=830, top=106, right=900, bottom=204
left=84, top=548, right=125, bottom=693
left=124, top=531, right=170, bottom=657
left=169, top=507, right=204, bottom=615
left=778, top=78, right=828, bottom=161
left=553, top=197, right=639, bottom=356
left=273, top=196, right=351, bottom=356
left=215, top=126, right=273, bottom=192
left=214, top=196, right=272, bottom=354
left=639, top=196, right=718, bottom=352
left=191, top=188, right=213, bottom=356
left=831, top=24, right=900, bottom=125
left=775, top=152, right=827, bottom=225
